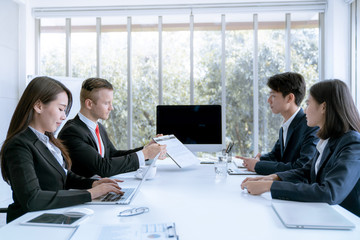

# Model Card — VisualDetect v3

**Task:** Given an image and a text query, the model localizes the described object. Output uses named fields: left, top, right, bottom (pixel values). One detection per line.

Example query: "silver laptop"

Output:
left=87, top=154, right=159, bottom=205
left=272, top=200, right=355, bottom=230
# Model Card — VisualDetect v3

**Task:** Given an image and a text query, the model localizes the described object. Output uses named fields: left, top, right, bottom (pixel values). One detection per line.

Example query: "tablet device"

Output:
left=21, top=212, right=87, bottom=228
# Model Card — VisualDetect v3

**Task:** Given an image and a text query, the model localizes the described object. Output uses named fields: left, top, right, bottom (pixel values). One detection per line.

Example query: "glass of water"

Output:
left=215, top=152, right=228, bottom=180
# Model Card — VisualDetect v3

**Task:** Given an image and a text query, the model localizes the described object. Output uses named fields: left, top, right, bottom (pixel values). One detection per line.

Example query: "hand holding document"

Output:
left=153, top=135, right=199, bottom=168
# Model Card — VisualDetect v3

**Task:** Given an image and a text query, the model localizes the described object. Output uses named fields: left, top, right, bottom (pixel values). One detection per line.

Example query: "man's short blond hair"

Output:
left=80, top=78, right=113, bottom=107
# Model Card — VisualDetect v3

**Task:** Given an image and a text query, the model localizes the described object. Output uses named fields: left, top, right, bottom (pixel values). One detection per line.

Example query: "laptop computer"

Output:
left=86, top=154, right=159, bottom=205
left=272, top=200, right=355, bottom=230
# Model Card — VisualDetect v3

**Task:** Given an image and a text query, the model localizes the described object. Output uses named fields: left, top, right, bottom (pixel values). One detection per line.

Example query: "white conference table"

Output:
left=1, top=158, right=360, bottom=240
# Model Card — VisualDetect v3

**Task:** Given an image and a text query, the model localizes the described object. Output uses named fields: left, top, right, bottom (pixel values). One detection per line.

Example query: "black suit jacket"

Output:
left=3, top=128, right=94, bottom=223
left=256, top=109, right=319, bottom=175
left=272, top=130, right=360, bottom=217
left=58, top=115, right=141, bottom=178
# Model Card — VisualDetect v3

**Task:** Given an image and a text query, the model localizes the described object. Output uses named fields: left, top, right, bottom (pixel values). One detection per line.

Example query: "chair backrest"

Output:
left=0, top=208, right=7, bottom=213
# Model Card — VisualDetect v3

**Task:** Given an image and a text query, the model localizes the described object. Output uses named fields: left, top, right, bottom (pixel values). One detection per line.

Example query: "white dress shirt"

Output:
left=281, top=107, right=301, bottom=148
left=29, top=126, right=68, bottom=174
left=78, top=112, right=145, bottom=166
left=314, top=138, right=329, bottom=175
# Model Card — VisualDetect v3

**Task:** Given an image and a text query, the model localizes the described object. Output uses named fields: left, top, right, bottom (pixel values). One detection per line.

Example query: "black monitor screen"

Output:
left=156, top=105, right=222, bottom=144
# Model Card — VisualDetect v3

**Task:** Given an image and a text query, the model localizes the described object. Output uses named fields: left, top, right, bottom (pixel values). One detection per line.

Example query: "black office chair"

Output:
left=0, top=208, right=7, bottom=213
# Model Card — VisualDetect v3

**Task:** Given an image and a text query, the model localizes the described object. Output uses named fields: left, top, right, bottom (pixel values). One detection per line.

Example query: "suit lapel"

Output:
left=310, top=151, right=320, bottom=182
left=314, top=139, right=335, bottom=180
left=283, top=109, right=304, bottom=153
left=284, top=126, right=294, bottom=151
left=26, top=129, right=67, bottom=181
left=74, top=115, right=98, bottom=149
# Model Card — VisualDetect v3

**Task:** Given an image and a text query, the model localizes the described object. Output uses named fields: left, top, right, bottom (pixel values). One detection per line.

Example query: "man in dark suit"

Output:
left=58, top=78, right=166, bottom=178
left=238, top=72, right=319, bottom=175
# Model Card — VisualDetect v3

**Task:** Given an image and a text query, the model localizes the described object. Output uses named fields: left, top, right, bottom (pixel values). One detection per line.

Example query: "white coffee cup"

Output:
left=135, top=165, right=157, bottom=180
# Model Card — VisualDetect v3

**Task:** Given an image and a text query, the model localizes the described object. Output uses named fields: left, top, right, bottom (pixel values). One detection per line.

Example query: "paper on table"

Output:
left=227, top=168, right=258, bottom=175
left=153, top=135, right=199, bottom=168
left=233, top=158, right=246, bottom=168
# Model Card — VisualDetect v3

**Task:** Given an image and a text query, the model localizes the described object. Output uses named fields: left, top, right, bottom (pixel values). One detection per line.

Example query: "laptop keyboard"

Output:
left=101, top=188, right=135, bottom=202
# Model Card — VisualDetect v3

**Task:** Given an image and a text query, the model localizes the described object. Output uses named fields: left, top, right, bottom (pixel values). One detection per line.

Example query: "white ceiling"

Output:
left=27, top=0, right=325, bottom=8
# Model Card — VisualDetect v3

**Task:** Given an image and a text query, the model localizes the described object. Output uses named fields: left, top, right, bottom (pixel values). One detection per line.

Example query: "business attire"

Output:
left=255, top=108, right=319, bottom=175
left=58, top=114, right=142, bottom=178
left=271, top=130, right=360, bottom=217
left=3, top=128, right=94, bottom=223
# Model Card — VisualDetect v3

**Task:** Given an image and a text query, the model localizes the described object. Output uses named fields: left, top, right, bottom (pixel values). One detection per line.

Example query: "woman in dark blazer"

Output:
left=1, top=77, right=123, bottom=223
left=241, top=79, right=360, bottom=217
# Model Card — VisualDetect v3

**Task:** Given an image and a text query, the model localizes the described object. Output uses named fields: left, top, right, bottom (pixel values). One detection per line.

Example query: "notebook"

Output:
left=272, top=200, right=356, bottom=230
left=86, top=154, right=159, bottom=205
left=233, top=158, right=246, bottom=168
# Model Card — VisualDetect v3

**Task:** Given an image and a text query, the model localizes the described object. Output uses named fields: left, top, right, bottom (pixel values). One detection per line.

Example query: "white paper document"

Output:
left=153, top=135, right=199, bottom=168
left=98, top=223, right=178, bottom=240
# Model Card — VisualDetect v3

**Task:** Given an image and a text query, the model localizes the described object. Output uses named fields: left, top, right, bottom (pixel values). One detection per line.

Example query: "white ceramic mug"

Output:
left=135, top=165, right=157, bottom=180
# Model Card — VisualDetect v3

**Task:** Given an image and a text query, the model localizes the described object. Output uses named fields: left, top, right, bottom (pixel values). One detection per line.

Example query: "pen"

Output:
left=225, top=142, right=234, bottom=153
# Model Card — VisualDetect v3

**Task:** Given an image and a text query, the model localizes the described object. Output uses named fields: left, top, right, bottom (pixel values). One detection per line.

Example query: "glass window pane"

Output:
left=37, top=11, right=320, bottom=154
left=40, top=18, right=66, bottom=76
left=71, top=18, right=97, bottom=78
left=101, top=17, right=128, bottom=149
left=162, top=15, right=190, bottom=105
left=291, top=12, right=319, bottom=105
left=258, top=13, right=286, bottom=153
left=132, top=16, right=159, bottom=146
left=194, top=14, right=222, bottom=105
left=225, top=14, right=254, bottom=156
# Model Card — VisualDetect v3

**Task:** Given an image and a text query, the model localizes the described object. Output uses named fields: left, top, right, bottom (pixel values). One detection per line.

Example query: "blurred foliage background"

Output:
left=40, top=18, right=318, bottom=156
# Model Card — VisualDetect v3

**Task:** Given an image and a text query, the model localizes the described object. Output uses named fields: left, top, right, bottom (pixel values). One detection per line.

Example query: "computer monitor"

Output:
left=156, top=105, right=223, bottom=153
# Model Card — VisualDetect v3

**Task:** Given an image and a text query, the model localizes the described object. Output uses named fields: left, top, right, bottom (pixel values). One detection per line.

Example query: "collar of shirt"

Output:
left=315, top=138, right=329, bottom=175
left=316, top=138, right=329, bottom=155
left=281, top=107, right=301, bottom=131
left=281, top=107, right=301, bottom=146
left=28, top=126, right=67, bottom=174
left=78, top=112, right=97, bottom=132
left=78, top=112, right=104, bottom=157
left=29, top=126, right=50, bottom=145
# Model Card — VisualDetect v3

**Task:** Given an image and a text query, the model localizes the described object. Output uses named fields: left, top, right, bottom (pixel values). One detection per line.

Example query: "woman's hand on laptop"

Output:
left=93, top=178, right=123, bottom=186
left=88, top=178, right=123, bottom=199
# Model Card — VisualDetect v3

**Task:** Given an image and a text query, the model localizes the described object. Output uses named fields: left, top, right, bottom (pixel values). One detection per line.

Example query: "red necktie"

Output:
left=95, top=125, right=102, bottom=155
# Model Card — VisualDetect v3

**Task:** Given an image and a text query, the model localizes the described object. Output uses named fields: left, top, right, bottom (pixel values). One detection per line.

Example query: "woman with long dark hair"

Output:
left=241, top=79, right=360, bottom=217
left=1, top=77, right=122, bottom=223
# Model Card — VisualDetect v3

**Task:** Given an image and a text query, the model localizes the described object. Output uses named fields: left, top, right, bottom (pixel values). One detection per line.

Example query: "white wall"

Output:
left=0, top=0, right=19, bottom=206
left=324, top=0, right=351, bottom=85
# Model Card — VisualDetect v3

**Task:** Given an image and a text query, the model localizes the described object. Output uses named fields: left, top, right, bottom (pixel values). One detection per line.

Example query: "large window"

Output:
left=37, top=8, right=321, bottom=156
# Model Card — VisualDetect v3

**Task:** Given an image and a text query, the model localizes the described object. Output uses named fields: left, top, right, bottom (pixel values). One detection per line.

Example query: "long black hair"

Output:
left=1, top=76, right=73, bottom=182
left=309, top=79, right=360, bottom=139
